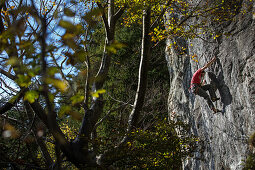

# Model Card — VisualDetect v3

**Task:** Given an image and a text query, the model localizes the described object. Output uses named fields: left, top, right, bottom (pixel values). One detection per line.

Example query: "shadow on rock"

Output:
left=209, top=58, right=233, bottom=113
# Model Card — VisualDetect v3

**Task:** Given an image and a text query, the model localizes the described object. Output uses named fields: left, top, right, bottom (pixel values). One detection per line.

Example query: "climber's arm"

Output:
left=201, top=56, right=217, bottom=71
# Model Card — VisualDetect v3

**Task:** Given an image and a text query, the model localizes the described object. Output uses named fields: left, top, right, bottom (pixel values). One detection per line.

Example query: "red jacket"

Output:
left=190, top=68, right=203, bottom=86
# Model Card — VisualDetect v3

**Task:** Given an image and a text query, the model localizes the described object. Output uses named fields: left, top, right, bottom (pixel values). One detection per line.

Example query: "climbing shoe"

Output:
left=212, top=97, right=220, bottom=102
left=212, top=108, right=222, bottom=114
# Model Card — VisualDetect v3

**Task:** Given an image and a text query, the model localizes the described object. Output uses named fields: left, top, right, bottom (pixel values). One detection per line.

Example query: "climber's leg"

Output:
left=195, top=85, right=215, bottom=110
left=201, top=84, right=219, bottom=102
left=208, top=72, right=219, bottom=85
left=207, top=72, right=221, bottom=100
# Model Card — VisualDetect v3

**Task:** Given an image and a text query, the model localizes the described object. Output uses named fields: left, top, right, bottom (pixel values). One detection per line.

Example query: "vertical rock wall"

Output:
left=166, top=1, right=255, bottom=169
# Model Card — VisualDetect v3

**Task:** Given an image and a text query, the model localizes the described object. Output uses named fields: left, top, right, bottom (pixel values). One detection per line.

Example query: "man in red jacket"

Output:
left=190, top=56, right=221, bottom=113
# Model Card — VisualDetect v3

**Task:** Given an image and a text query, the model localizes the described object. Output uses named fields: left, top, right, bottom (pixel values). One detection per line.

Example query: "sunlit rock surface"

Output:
left=166, top=0, right=255, bottom=169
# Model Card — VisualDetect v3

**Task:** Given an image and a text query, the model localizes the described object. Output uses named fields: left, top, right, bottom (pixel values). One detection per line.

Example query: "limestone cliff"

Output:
left=165, top=0, right=255, bottom=169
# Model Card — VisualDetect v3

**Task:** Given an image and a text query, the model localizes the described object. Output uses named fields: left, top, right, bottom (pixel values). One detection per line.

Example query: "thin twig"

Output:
left=107, top=93, right=133, bottom=107
left=0, top=114, right=23, bottom=124
left=94, top=103, right=129, bottom=130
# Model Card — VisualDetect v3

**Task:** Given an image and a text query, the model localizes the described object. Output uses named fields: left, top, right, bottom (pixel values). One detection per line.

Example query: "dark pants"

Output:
left=191, top=83, right=217, bottom=110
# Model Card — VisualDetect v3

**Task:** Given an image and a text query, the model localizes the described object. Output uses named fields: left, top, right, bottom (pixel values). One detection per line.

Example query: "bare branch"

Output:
left=83, top=27, right=91, bottom=110
left=46, top=0, right=63, bottom=27
left=0, top=88, right=27, bottom=115
left=112, top=6, right=125, bottom=26
left=29, top=101, right=72, bottom=157
left=97, top=2, right=110, bottom=38
left=94, top=103, right=129, bottom=130
left=0, top=68, right=16, bottom=80
left=0, top=77, right=18, bottom=94
left=0, top=114, right=23, bottom=124
left=107, top=93, right=133, bottom=107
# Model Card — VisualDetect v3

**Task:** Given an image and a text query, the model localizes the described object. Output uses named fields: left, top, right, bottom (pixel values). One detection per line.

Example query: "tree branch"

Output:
left=0, top=68, right=16, bottom=80
left=112, top=6, right=125, bottom=26
left=0, top=77, right=18, bottom=93
left=0, top=88, right=27, bottom=115
left=83, top=27, right=91, bottom=110
left=0, top=114, right=23, bottom=124
left=97, top=2, right=110, bottom=39
left=126, top=7, right=151, bottom=133
left=29, top=101, right=74, bottom=161
left=94, top=103, right=129, bottom=131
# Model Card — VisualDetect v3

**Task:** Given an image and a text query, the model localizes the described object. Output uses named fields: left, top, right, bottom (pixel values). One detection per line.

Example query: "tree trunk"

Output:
left=97, top=7, right=152, bottom=166
left=71, top=0, right=125, bottom=167
left=127, top=7, right=151, bottom=133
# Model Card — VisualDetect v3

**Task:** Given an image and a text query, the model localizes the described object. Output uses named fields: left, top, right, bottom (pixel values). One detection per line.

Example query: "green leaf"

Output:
left=47, top=67, right=59, bottom=76
left=53, top=10, right=59, bottom=19
left=70, top=94, right=84, bottom=105
left=59, top=20, right=83, bottom=34
left=63, top=33, right=75, bottom=40
left=59, top=105, right=71, bottom=117
left=69, top=111, right=82, bottom=121
left=106, top=41, right=126, bottom=54
left=83, top=8, right=103, bottom=25
left=91, top=92, right=99, bottom=98
left=24, top=90, right=39, bottom=103
left=58, top=105, right=82, bottom=120
left=27, top=70, right=36, bottom=77
left=64, top=8, right=75, bottom=17
left=19, top=41, right=32, bottom=49
left=59, top=20, right=76, bottom=31
left=16, top=74, right=31, bottom=87
left=7, top=57, right=19, bottom=66
left=97, top=89, right=106, bottom=94
left=106, top=46, right=117, bottom=54
left=75, top=50, right=86, bottom=63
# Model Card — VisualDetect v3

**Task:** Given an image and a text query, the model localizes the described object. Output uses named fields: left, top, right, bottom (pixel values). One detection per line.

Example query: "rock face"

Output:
left=166, top=1, right=255, bottom=169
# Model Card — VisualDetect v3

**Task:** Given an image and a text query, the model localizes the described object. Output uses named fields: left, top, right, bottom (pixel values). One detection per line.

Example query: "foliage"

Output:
left=243, top=153, right=255, bottom=170
left=242, top=132, right=255, bottom=169
left=113, top=118, right=198, bottom=169
left=249, top=132, right=255, bottom=148
left=91, top=115, right=198, bottom=169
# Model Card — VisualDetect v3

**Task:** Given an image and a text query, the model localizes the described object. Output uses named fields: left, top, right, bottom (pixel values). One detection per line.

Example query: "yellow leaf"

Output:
left=46, top=78, right=68, bottom=92
left=63, top=33, right=75, bottom=40
left=97, top=89, right=106, bottom=94
left=91, top=92, right=99, bottom=98
left=70, top=94, right=84, bottom=105
left=91, top=89, right=106, bottom=98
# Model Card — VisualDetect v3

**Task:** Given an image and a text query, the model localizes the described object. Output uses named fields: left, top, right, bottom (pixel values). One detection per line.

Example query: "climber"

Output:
left=190, top=55, right=221, bottom=113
